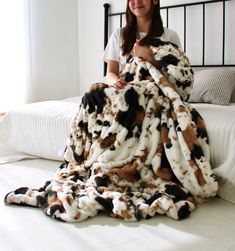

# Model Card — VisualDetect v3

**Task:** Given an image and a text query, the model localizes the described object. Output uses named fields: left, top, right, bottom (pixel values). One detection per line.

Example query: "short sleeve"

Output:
left=103, top=29, right=120, bottom=63
left=170, top=31, right=182, bottom=49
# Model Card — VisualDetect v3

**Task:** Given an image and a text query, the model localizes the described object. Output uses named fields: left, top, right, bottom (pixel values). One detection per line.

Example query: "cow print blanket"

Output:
left=5, top=38, right=218, bottom=222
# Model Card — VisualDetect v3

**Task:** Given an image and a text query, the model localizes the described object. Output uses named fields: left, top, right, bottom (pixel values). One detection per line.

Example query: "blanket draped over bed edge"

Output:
left=4, top=38, right=218, bottom=222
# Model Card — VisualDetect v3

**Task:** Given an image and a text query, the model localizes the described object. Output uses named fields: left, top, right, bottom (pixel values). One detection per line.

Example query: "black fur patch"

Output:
left=116, top=87, right=144, bottom=132
left=71, top=173, right=84, bottom=182
left=191, top=144, right=204, bottom=160
left=110, top=145, right=116, bottom=151
left=38, top=181, right=51, bottom=192
left=135, top=206, right=142, bottom=220
left=139, top=67, right=150, bottom=80
left=125, top=72, right=134, bottom=82
left=165, top=141, right=173, bottom=149
left=95, top=175, right=110, bottom=187
left=148, top=38, right=178, bottom=48
left=161, top=54, right=180, bottom=66
left=96, top=119, right=102, bottom=125
left=4, top=192, right=12, bottom=204
left=37, top=195, right=47, bottom=208
left=82, top=85, right=107, bottom=114
left=73, top=152, right=84, bottom=164
left=146, top=192, right=164, bottom=205
left=94, top=130, right=101, bottom=137
left=196, top=128, right=208, bottom=142
left=14, top=187, right=28, bottom=195
left=165, top=184, right=188, bottom=202
left=50, top=204, right=64, bottom=215
left=58, top=162, right=68, bottom=170
left=78, top=121, right=88, bottom=135
left=103, top=120, right=110, bottom=127
left=95, top=197, right=113, bottom=213
left=178, top=203, right=191, bottom=220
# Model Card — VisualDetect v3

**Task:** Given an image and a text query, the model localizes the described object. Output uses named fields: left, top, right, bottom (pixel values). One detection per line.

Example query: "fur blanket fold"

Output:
left=4, top=38, right=218, bottom=222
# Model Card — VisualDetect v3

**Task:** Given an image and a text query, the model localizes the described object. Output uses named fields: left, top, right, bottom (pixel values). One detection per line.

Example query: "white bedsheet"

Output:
left=0, top=159, right=235, bottom=251
left=0, top=99, right=80, bottom=163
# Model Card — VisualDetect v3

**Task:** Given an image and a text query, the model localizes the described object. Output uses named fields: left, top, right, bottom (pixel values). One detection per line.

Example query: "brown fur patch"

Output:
left=75, top=211, right=81, bottom=220
left=182, top=125, right=197, bottom=151
left=195, top=169, right=206, bottom=186
left=66, top=195, right=74, bottom=206
left=187, top=195, right=195, bottom=204
left=100, top=133, right=117, bottom=149
left=150, top=203, right=159, bottom=212
left=171, top=111, right=177, bottom=121
left=159, top=77, right=172, bottom=88
left=97, top=186, right=108, bottom=193
left=139, top=148, right=148, bottom=162
left=146, top=76, right=154, bottom=81
left=177, top=105, right=187, bottom=113
left=120, top=209, right=133, bottom=220
left=45, top=193, right=64, bottom=213
left=156, top=143, right=163, bottom=155
left=155, top=168, right=174, bottom=181
left=89, top=83, right=106, bottom=92
left=161, top=127, right=169, bottom=145
left=144, top=183, right=159, bottom=189
left=188, top=160, right=206, bottom=186
left=47, top=193, right=61, bottom=205
left=109, top=162, right=138, bottom=182
left=196, top=117, right=206, bottom=129
left=83, top=150, right=89, bottom=160
left=135, top=109, right=145, bottom=126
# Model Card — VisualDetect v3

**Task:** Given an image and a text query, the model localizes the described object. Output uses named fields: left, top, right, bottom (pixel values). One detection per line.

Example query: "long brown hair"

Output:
left=121, top=0, right=164, bottom=56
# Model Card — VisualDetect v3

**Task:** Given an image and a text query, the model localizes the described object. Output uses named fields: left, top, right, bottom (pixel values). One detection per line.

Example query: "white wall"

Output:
left=77, top=0, right=124, bottom=94
left=28, top=0, right=79, bottom=102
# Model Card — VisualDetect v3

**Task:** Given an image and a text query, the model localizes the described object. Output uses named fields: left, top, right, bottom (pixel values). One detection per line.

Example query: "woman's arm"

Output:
left=133, top=41, right=162, bottom=70
left=106, top=60, right=127, bottom=89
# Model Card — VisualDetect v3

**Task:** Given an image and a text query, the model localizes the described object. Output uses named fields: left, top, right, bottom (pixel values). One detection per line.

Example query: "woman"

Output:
left=103, top=0, right=182, bottom=89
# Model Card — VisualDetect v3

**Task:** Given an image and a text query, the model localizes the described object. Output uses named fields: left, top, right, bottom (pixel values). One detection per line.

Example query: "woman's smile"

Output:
left=134, top=5, right=144, bottom=10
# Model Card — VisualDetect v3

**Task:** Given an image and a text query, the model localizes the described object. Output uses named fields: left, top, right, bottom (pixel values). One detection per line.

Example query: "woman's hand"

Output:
left=106, top=60, right=128, bottom=89
left=112, top=78, right=128, bottom=90
left=132, top=40, right=155, bottom=64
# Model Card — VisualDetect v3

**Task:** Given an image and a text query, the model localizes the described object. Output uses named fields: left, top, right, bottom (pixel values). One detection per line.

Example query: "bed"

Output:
left=1, top=0, right=235, bottom=250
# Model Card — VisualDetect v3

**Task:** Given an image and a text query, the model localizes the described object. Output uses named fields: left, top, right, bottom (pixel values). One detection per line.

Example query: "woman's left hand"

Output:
left=132, top=40, right=155, bottom=64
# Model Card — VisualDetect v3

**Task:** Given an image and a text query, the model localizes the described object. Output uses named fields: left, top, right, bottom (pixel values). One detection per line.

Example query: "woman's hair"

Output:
left=121, top=0, right=164, bottom=56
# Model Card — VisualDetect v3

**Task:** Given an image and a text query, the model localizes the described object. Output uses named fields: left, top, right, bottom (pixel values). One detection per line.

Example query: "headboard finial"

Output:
left=103, top=3, right=110, bottom=9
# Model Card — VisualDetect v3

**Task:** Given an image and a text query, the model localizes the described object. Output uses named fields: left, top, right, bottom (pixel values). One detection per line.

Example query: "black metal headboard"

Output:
left=103, top=0, right=235, bottom=75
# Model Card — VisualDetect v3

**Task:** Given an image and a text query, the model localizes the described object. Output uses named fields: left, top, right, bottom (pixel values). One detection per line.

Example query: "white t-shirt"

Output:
left=103, top=27, right=182, bottom=73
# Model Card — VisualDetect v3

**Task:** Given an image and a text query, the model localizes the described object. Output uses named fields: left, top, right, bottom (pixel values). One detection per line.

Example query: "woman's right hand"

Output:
left=106, top=60, right=128, bottom=89
left=112, top=78, right=128, bottom=90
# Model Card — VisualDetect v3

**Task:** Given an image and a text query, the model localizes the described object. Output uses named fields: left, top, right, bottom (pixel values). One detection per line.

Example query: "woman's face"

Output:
left=128, top=0, right=157, bottom=18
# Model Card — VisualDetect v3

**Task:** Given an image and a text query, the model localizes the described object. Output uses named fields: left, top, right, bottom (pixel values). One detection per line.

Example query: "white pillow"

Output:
left=0, top=98, right=81, bottom=163
left=189, top=68, right=235, bottom=105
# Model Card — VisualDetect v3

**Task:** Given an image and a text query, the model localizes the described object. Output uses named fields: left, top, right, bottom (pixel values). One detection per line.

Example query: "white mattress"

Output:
left=0, top=159, right=235, bottom=251
left=191, top=103, right=235, bottom=169
left=191, top=103, right=235, bottom=203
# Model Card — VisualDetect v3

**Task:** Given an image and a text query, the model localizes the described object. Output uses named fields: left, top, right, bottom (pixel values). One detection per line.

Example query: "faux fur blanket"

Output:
left=5, top=38, right=218, bottom=222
